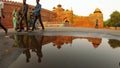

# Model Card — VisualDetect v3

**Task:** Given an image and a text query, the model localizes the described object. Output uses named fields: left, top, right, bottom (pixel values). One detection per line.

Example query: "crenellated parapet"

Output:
left=1, top=1, right=103, bottom=28
left=89, top=8, right=103, bottom=28
left=2, top=0, right=56, bottom=28
left=53, top=4, right=73, bottom=23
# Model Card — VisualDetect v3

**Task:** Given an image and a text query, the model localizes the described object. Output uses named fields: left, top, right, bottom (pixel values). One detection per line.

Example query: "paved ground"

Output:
left=0, top=27, right=120, bottom=36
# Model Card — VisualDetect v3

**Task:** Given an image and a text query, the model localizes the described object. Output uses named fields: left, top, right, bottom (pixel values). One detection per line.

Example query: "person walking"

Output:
left=12, top=8, right=18, bottom=31
left=18, top=0, right=28, bottom=32
left=32, top=0, right=44, bottom=31
left=95, top=19, right=98, bottom=28
left=28, top=9, right=34, bottom=30
left=17, top=7, right=24, bottom=31
left=115, top=22, right=119, bottom=30
left=0, top=1, right=7, bottom=34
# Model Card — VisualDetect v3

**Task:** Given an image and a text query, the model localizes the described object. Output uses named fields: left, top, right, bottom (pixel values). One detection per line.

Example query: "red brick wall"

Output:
left=2, top=1, right=56, bottom=28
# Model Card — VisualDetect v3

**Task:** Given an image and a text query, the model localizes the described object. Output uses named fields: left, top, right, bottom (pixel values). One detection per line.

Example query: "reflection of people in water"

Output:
left=12, top=34, right=44, bottom=63
left=22, top=35, right=31, bottom=63
left=35, top=35, right=44, bottom=63
left=22, top=35, right=44, bottom=63
left=12, top=34, right=19, bottom=47
left=18, top=35, right=27, bottom=48
left=23, top=48, right=31, bottom=63
left=36, top=45, right=43, bottom=63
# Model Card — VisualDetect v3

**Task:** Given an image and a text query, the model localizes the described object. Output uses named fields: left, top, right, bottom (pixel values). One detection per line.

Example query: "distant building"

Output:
left=53, top=4, right=103, bottom=28
left=53, top=4, right=73, bottom=24
left=2, top=1, right=103, bottom=28
left=73, top=8, right=103, bottom=28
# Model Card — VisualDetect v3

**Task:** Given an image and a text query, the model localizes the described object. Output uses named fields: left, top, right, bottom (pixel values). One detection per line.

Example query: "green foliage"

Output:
left=110, top=11, right=120, bottom=23
left=104, top=11, right=120, bottom=27
left=104, top=19, right=111, bottom=27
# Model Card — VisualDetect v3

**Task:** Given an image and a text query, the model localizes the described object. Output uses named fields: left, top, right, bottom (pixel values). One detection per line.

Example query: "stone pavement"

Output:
left=0, top=27, right=120, bottom=36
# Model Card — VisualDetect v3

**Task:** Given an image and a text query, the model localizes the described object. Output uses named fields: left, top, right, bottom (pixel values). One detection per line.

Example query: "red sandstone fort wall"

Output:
left=2, top=1, right=56, bottom=28
left=1, top=0, right=103, bottom=28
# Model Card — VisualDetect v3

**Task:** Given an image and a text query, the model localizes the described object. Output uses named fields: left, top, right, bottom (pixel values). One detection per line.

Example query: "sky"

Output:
left=11, top=0, right=120, bottom=21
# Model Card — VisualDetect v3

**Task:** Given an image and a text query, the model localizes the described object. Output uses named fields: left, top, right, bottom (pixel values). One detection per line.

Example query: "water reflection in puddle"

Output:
left=1, top=35, right=120, bottom=68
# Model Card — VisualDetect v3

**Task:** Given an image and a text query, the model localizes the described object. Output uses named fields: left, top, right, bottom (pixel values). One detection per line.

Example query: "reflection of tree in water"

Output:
left=109, top=39, right=120, bottom=67
left=30, top=35, right=43, bottom=63
left=108, top=39, right=120, bottom=48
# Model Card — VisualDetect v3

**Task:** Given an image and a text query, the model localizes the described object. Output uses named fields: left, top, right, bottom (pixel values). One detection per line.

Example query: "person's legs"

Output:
left=13, top=18, right=16, bottom=30
left=28, top=19, right=32, bottom=30
left=25, top=15, right=28, bottom=31
left=39, top=15, right=44, bottom=30
left=18, top=17, right=23, bottom=32
left=32, top=16, right=37, bottom=31
left=35, top=19, right=38, bottom=30
left=13, top=18, right=17, bottom=30
left=15, top=19, right=17, bottom=30
left=0, top=19, right=7, bottom=34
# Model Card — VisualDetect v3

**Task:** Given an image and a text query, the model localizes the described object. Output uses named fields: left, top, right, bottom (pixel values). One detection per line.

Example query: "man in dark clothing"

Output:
left=18, top=0, right=28, bottom=32
left=0, top=1, right=7, bottom=34
left=32, top=0, right=45, bottom=31
left=95, top=19, right=98, bottom=28
left=115, top=22, right=119, bottom=30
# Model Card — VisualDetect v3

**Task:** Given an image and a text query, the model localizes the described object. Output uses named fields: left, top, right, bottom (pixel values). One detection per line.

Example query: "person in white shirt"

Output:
left=0, top=1, right=7, bottom=34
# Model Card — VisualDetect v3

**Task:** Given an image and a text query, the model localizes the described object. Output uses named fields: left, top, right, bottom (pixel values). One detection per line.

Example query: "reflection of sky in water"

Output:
left=5, top=35, right=120, bottom=68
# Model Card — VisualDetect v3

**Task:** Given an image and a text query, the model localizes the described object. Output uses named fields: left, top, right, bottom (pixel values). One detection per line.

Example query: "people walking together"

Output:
left=32, top=0, right=45, bottom=31
left=12, top=8, right=18, bottom=31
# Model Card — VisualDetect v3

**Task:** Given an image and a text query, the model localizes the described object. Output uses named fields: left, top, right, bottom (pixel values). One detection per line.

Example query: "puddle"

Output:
left=0, top=35, right=120, bottom=68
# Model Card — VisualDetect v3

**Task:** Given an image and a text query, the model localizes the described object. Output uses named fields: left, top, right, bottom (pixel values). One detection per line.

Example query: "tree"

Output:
left=110, top=11, right=120, bottom=26
left=104, top=19, right=111, bottom=27
left=104, top=11, right=120, bottom=27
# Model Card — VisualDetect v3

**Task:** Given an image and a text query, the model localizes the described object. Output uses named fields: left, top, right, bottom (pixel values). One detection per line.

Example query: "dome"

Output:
left=53, top=7, right=56, bottom=9
left=94, top=8, right=102, bottom=13
left=66, top=9, right=69, bottom=11
left=57, top=4, right=62, bottom=7
left=95, top=8, right=100, bottom=11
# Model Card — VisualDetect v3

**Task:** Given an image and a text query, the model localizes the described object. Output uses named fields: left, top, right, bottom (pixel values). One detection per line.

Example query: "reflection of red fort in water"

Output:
left=44, top=36, right=102, bottom=49
left=12, top=35, right=102, bottom=49
left=2, top=0, right=103, bottom=28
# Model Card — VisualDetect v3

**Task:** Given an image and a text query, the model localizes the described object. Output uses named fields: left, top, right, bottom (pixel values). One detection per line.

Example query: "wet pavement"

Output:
left=0, top=27, right=120, bottom=36
left=0, top=27, right=120, bottom=68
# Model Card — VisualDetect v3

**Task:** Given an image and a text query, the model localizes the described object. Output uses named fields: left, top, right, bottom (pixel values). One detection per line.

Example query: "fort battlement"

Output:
left=2, top=0, right=56, bottom=28
left=1, top=0, right=103, bottom=28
